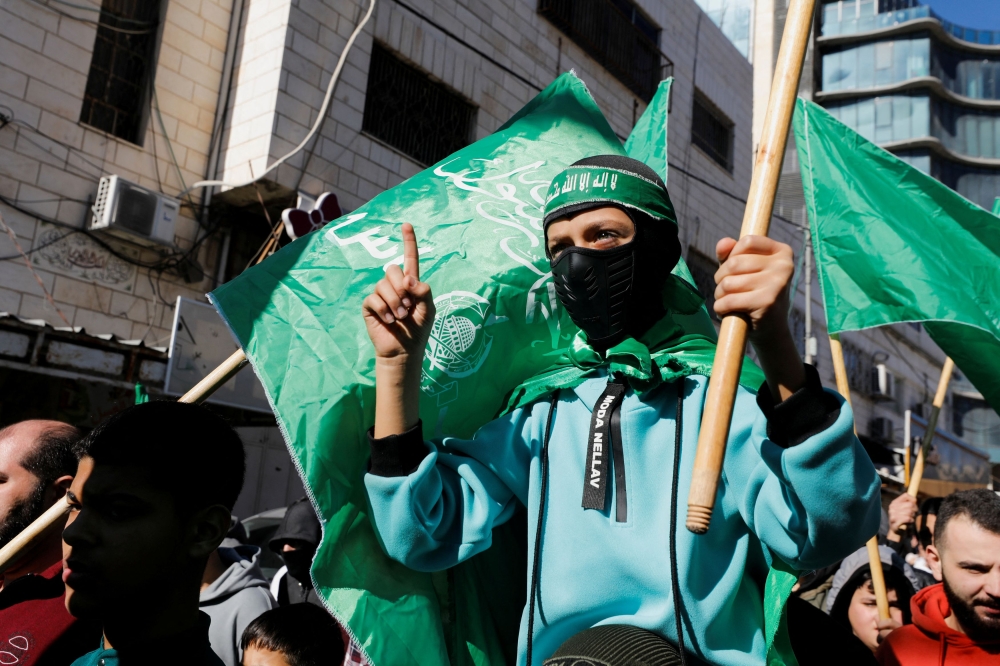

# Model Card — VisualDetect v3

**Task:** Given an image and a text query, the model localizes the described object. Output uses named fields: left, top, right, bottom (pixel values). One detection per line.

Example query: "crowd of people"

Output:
left=0, top=155, right=997, bottom=665
left=0, top=405, right=997, bottom=666
left=792, top=489, right=1000, bottom=663
left=0, top=406, right=357, bottom=666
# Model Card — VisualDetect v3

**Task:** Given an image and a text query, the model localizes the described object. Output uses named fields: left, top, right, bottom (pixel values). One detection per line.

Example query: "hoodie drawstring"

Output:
left=526, top=392, right=559, bottom=666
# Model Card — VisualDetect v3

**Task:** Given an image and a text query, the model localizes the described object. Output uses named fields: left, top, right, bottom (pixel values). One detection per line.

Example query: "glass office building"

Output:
left=817, top=0, right=1000, bottom=211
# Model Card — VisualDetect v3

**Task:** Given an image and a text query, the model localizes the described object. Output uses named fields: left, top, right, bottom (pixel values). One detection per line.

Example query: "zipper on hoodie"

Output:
left=581, top=373, right=628, bottom=522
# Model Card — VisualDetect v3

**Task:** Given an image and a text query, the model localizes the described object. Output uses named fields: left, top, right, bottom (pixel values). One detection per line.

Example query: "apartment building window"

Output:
left=840, top=337, right=872, bottom=393
left=538, top=0, right=666, bottom=101
left=362, top=44, right=476, bottom=167
left=692, top=92, right=734, bottom=172
left=686, top=249, right=720, bottom=321
left=80, top=1, right=160, bottom=144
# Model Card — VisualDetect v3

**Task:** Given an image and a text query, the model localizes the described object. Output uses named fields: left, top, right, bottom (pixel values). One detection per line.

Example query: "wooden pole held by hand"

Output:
left=0, top=495, right=71, bottom=575
left=907, top=357, right=954, bottom=498
left=828, top=333, right=891, bottom=619
left=685, top=0, right=817, bottom=534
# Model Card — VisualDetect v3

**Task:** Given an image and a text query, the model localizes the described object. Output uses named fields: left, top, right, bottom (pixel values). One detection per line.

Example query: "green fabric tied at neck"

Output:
left=500, top=275, right=766, bottom=414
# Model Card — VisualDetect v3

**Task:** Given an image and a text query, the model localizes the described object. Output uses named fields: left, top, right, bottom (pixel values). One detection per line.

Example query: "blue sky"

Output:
left=924, top=0, right=1000, bottom=30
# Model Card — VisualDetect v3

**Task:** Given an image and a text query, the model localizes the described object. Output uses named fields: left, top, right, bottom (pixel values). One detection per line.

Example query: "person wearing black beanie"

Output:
left=357, top=154, right=881, bottom=665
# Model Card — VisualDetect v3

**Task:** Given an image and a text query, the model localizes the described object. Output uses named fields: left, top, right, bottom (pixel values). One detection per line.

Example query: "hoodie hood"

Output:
left=269, top=498, right=321, bottom=551
left=911, top=583, right=1000, bottom=647
left=199, top=545, right=270, bottom=604
left=826, top=544, right=921, bottom=614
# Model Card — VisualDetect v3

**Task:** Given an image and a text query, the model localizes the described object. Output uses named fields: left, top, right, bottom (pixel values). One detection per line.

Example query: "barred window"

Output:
left=840, top=337, right=872, bottom=393
left=362, top=44, right=477, bottom=167
left=686, top=249, right=720, bottom=321
left=538, top=0, right=667, bottom=101
left=692, top=92, right=734, bottom=172
left=80, top=0, right=161, bottom=144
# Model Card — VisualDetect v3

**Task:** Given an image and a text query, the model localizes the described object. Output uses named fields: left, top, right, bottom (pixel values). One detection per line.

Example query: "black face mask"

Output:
left=281, top=548, right=316, bottom=585
left=550, top=242, right=635, bottom=350
left=550, top=225, right=678, bottom=352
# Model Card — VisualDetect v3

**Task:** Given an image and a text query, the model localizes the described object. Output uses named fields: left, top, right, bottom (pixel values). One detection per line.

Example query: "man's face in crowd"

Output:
left=0, top=422, right=70, bottom=548
left=545, top=206, right=635, bottom=260
left=927, top=514, right=1000, bottom=641
left=62, top=456, right=192, bottom=618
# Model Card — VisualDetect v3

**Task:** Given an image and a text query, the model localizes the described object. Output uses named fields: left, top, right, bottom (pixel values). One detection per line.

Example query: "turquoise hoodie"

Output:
left=364, top=371, right=881, bottom=665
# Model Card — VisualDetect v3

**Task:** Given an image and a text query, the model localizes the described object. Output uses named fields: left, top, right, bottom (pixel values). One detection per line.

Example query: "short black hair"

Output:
left=80, top=401, right=245, bottom=516
left=934, top=489, right=1000, bottom=551
left=10, top=422, right=83, bottom=488
left=240, top=604, right=345, bottom=665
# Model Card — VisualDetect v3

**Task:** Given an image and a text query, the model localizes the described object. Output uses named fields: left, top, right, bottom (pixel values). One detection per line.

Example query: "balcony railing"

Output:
left=821, top=1, right=1000, bottom=46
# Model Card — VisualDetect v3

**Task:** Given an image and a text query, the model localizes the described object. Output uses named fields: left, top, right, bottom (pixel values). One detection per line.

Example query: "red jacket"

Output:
left=877, top=583, right=1000, bottom=665
left=0, top=560, right=100, bottom=665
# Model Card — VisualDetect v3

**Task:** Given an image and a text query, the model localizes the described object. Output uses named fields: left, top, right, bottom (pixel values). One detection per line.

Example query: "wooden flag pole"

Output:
left=828, top=333, right=891, bottom=620
left=179, top=349, right=249, bottom=404
left=0, top=495, right=71, bottom=575
left=685, top=0, right=817, bottom=533
left=906, top=357, right=954, bottom=498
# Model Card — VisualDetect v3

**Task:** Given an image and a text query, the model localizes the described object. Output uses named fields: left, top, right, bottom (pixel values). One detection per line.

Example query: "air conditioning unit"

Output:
left=870, top=417, right=895, bottom=443
left=871, top=363, right=895, bottom=401
left=90, top=175, right=178, bottom=247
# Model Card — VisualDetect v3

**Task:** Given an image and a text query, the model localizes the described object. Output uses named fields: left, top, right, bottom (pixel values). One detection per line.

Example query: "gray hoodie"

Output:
left=200, top=545, right=277, bottom=666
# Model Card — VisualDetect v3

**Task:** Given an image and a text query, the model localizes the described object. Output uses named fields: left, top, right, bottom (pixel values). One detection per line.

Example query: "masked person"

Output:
left=268, top=498, right=323, bottom=607
left=360, top=155, right=881, bottom=665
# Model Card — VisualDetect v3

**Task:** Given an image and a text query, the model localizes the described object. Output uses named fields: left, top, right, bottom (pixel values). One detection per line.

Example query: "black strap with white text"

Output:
left=581, top=376, right=627, bottom=517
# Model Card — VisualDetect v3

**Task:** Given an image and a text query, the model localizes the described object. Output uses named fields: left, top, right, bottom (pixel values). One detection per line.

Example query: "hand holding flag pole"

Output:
left=685, top=0, right=817, bottom=534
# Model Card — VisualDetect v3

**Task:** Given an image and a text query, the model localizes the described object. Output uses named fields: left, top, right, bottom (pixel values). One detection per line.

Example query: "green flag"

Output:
left=794, top=98, right=1000, bottom=412
left=212, top=73, right=633, bottom=666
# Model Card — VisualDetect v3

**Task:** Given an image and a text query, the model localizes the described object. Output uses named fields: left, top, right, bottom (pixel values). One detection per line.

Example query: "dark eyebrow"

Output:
left=957, top=561, right=992, bottom=572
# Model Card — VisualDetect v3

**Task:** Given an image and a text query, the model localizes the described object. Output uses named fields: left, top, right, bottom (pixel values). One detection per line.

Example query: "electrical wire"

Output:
left=668, top=162, right=808, bottom=230
left=1, top=115, right=109, bottom=179
left=0, top=192, right=218, bottom=272
left=880, top=326, right=937, bottom=386
left=32, top=0, right=155, bottom=24
left=22, top=0, right=158, bottom=34
left=181, top=0, right=376, bottom=196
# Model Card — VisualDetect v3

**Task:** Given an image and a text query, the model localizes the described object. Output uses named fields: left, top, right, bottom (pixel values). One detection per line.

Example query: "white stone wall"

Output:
left=0, top=0, right=233, bottom=344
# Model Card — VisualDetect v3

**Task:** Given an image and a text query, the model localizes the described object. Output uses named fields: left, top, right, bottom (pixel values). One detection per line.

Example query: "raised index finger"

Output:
left=402, top=223, right=420, bottom=281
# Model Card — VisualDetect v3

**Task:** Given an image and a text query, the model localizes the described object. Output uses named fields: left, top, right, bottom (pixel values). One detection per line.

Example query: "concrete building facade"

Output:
left=1, top=0, right=756, bottom=509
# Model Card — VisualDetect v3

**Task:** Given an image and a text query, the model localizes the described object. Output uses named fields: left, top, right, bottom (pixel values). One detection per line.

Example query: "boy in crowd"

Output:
left=240, top=604, right=345, bottom=666
left=0, top=420, right=99, bottom=665
left=62, top=401, right=245, bottom=666
left=877, top=489, right=1000, bottom=664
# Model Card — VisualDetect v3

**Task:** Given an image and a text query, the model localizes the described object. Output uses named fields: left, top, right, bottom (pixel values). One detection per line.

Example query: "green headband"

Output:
left=543, top=164, right=677, bottom=226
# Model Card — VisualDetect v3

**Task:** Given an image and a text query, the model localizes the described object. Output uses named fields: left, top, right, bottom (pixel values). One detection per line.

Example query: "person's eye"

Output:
left=549, top=243, right=567, bottom=257
left=104, top=503, right=141, bottom=520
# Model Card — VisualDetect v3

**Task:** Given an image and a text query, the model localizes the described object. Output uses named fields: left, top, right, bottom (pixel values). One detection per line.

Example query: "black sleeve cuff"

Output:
left=367, top=421, right=429, bottom=477
left=755, top=364, right=842, bottom=449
